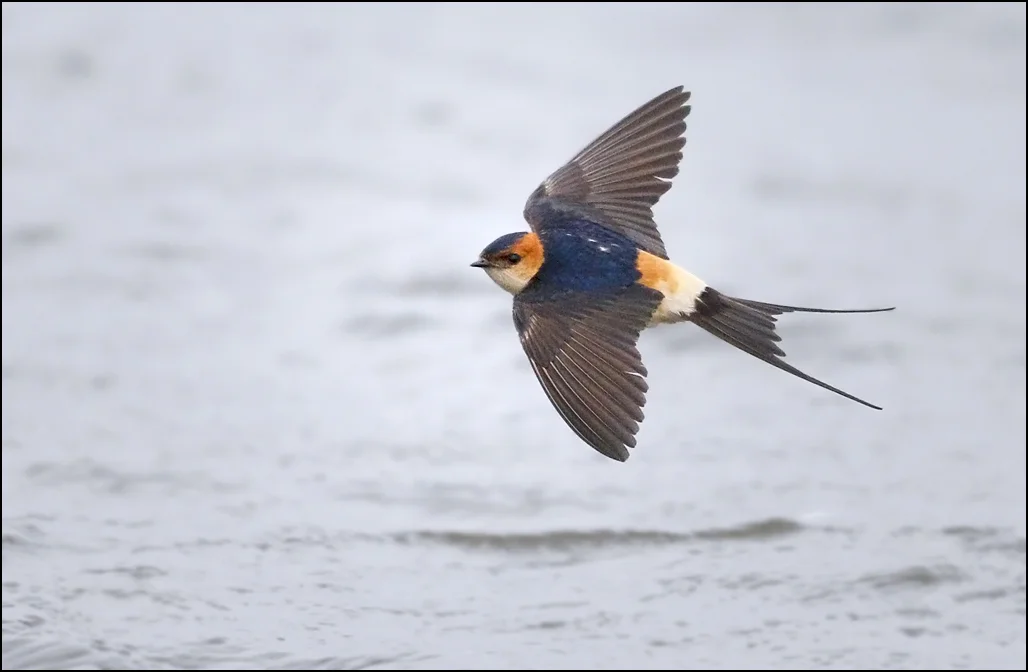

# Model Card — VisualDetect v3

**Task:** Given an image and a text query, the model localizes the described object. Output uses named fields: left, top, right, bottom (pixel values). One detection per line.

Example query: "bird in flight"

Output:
left=471, top=86, right=894, bottom=462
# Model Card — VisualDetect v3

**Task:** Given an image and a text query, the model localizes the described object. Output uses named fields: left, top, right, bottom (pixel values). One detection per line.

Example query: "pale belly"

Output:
left=648, top=295, right=693, bottom=327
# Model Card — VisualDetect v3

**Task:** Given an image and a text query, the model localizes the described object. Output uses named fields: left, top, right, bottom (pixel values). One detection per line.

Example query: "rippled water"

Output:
left=3, top=3, right=1025, bottom=670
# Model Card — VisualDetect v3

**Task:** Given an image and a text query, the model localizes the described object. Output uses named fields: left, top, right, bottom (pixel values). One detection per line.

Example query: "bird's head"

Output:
left=471, top=231, right=543, bottom=295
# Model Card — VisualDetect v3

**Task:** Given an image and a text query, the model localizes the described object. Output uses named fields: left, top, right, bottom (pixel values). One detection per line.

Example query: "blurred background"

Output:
left=2, top=2, right=1024, bottom=669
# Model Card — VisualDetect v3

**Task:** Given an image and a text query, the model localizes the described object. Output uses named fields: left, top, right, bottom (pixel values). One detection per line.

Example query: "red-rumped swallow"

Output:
left=471, top=86, right=894, bottom=462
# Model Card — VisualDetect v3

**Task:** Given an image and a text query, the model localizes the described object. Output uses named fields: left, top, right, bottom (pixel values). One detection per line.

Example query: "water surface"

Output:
left=3, top=3, right=1025, bottom=669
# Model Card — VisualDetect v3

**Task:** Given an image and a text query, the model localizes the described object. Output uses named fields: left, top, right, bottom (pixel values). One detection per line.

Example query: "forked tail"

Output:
left=689, top=287, right=894, bottom=410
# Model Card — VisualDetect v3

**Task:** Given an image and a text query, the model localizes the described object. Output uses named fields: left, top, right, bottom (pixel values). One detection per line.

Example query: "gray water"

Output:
left=2, top=3, right=1025, bottom=669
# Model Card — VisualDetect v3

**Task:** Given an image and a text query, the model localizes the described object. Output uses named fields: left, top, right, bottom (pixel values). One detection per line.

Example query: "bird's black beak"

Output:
left=470, top=258, right=490, bottom=268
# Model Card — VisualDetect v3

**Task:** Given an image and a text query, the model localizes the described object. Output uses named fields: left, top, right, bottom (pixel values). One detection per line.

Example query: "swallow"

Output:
left=471, top=86, right=894, bottom=462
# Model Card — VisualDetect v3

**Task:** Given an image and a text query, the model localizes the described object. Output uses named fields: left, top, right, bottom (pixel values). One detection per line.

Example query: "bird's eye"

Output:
left=506, top=253, right=522, bottom=264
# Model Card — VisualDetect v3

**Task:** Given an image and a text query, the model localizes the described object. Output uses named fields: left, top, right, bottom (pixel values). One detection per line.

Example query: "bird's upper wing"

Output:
left=512, top=283, right=663, bottom=462
left=522, top=86, right=691, bottom=260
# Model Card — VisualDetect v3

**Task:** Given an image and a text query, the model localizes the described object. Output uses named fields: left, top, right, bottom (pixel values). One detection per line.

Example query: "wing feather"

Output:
left=513, top=284, right=662, bottom=461
left=523, top=86, right=691, bottom=259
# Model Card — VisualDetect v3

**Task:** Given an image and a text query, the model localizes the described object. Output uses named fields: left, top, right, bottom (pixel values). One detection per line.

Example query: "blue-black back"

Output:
left=533, top=219, right=641, bottom=295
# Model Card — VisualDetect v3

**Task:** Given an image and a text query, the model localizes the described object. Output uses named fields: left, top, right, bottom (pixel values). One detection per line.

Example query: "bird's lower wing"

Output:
left=513, top=283, right=663, bottom=461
